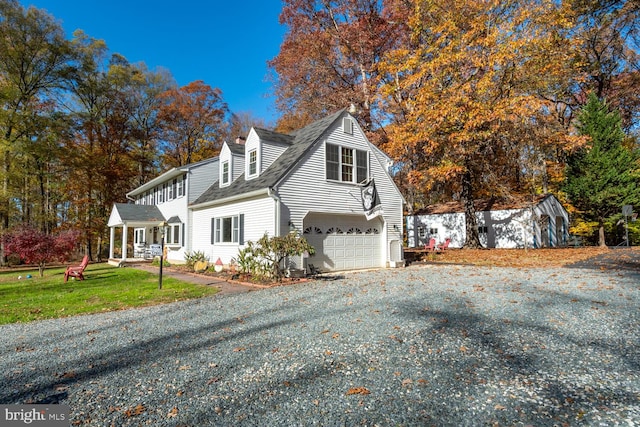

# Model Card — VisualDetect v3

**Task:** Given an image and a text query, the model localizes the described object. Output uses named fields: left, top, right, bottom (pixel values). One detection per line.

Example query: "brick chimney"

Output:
left=235, top=136, right=246, bottom=145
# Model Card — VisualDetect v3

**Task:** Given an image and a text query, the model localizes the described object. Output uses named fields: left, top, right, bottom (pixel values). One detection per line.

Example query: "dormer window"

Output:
left=248, top=149, right=257, bottom=176
left=222, top=161, right=230, bottom=185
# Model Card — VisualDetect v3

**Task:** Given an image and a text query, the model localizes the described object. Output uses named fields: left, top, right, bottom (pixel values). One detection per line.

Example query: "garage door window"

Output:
left=303, top=226, right=323, bottom=235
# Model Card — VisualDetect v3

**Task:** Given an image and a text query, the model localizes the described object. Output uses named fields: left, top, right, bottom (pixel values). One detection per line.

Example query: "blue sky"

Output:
left=23, top=0, right=286, bottom=124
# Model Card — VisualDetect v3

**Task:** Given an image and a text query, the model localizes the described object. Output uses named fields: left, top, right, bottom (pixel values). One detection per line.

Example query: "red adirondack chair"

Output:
left=64, top=255, right=89, bottom=282
left=424, top=238, right=437, bottom=252
left=437, top=238, right=451, bottom=251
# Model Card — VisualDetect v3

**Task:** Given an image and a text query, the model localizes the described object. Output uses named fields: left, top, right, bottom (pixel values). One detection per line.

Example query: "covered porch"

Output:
left=107, top=203, right=167, bottom=266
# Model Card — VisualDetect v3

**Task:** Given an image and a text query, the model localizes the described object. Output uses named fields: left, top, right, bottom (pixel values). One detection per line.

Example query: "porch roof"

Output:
left=108, top=203, right=166, bottom=227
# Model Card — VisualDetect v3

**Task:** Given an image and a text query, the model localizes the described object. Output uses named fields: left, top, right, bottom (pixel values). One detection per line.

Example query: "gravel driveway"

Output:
left=1, top=256, right=639, bottom=426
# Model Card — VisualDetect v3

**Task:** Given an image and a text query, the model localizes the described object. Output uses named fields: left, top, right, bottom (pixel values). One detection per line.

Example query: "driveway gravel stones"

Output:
left=1, top=259, right=638, bottom=426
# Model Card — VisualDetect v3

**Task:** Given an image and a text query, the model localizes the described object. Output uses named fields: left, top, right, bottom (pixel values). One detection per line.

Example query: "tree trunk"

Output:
left=461, top=169, right=482, bottom=248
left=598, top=220, right=607, bottom=247
left=96, top=235, right=103, bottom=263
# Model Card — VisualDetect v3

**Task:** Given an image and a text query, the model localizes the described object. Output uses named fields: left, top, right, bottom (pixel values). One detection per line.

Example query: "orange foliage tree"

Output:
left=268, top=0, right=407, bottom=132
left=157, top=81, right=228, bottom=168
left=379, top=0, right=585, bottom=247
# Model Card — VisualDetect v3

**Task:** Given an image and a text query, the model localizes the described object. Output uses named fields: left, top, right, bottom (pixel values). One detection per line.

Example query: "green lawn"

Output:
left=0, top=263, right=219, bottom=325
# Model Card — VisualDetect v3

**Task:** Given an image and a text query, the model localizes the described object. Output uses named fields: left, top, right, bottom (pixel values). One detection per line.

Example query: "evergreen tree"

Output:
left=564, top=93, right=640, bottom=246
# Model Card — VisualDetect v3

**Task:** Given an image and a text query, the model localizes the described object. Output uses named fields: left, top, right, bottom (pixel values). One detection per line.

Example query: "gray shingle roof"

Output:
left=191, top=109, right=346, bottom=207
left=227, top=143, right=245, bottom=155
left=413, top=194, right=551, bottom=215
left=113, top=203, right=165, bottom=222
left=254, top=128, right=295, bottom=145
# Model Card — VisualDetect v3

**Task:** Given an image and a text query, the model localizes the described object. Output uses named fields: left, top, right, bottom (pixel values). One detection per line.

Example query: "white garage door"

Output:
left=303, top=214, right=383, bottom=271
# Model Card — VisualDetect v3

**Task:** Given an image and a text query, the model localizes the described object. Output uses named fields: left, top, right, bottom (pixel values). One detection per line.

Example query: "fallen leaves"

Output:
left=124, top=404, right=146, bottom=418
left=346, top=387, right=370, bottom=396
left=420, top=247, right=614, bottom=268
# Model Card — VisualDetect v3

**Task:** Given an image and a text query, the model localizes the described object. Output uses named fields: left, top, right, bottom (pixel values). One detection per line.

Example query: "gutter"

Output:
left=268, top=187, right=281, bottom=236
left=190, top=188, right=271, bottom=210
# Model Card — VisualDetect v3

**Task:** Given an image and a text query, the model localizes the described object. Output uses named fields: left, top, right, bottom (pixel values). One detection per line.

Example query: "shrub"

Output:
left=151, top=257, right=170, bottom=267
left=236, top=242, right=270, bottom=279
left=2, top=226, right=81, bottom=277
left=238, top=233, right=315, bottom=281
left=184, top=250, right=209, bottom=268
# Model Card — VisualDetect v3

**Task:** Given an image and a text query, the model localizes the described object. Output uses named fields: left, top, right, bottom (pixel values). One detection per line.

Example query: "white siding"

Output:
left=245, top=131, right=260, bottom=179
left=188, top=160, right=218, bottom=203
left=219, top=144, right=231, bottom=187
left=406, top=197, right=568, bottom=249
left=260, top=140, right=288, bottom=173
left=533, top=196, right=569, bottom=247
left=407, top=213, right=466, bottom=248
left=277, top=113, right=404, bottom=267
left=232, top=152, right=244, bottom=182
left=157, top=197, right=189, bottom=262
left=191, top=196, right=275, bottom=265
left=481, top=209, right=533, bottom=248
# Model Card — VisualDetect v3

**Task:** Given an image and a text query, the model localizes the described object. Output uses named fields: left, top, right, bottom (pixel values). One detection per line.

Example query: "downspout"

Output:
left=268, top=187, right=281, bottom=236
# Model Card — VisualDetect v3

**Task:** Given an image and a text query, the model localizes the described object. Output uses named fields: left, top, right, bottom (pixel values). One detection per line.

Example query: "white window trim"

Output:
left=221, top=160, right=230, bottom=187
left=177, top=175, right=185, bottom=198
left=165, top=223, right=182, bottom=246
left=325, top=142, right=369, bottom=184
left=167, top=181, right=174, bottom=200
left=156, top=185, right=164, bottom=204
left=247, top=149, right=258, bottom=178
left=343, top=117, right=353, bottom=134
left=214, top=215, right=240, bottom=244
left=134, top=229, right=146, bottom=245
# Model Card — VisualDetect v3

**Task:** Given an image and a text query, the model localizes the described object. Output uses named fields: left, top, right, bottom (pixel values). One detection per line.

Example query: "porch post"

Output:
left=122, top=224, right=128, bottom=260
left=109, top=227, right=115, bottom=259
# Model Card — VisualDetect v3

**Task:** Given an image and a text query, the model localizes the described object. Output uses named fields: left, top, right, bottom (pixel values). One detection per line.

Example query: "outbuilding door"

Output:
left=303, top=214, right=383, bottom=271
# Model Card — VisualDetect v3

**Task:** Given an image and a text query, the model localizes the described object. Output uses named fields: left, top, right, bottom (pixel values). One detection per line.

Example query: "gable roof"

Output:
left=226, top=142, right=245, bottom=155
left=191, top=109, right=346, bottom=208
left=413, top=194, right=552, bottom=215
left=108, top=203, right=165, bottom=227
left=253, top=128, right=295, bottom=145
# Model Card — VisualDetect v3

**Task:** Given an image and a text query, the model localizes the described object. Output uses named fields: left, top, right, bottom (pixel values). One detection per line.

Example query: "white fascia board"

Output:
left=126, top=167, right=188, bottom=197
left=189, top=188, right=271, bottom=210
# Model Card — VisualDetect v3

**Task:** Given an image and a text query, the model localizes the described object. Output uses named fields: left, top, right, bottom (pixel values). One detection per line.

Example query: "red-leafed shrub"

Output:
left=3, top=226, right=81, bottom=277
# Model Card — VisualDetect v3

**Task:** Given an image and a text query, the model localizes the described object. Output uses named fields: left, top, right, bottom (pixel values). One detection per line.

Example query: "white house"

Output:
left=406, top=194, right=569, bottom=249
left=107, top=157, right=218, bottom=262
left=108, top=110, right=405, bottom=272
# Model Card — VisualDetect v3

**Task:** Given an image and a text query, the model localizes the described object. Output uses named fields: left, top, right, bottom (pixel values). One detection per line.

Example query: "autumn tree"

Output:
left=379, top=0, right=583, bottom=247
left=269, top=0, right=407, bottom=133
left=0, top=0, right=72, bottom=262
left=226, top=111, right=267, bottom=141
left=563, top=94, right=640, bottom=246
left=3, top=225, right=80, bottom=276
left=156, top=81, right=228, bottom=168
left=63, top=32, right=165, bottom=261
left=108, top=59, right=174, bottom=187
left=543, top=1, right=640, bottom=133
